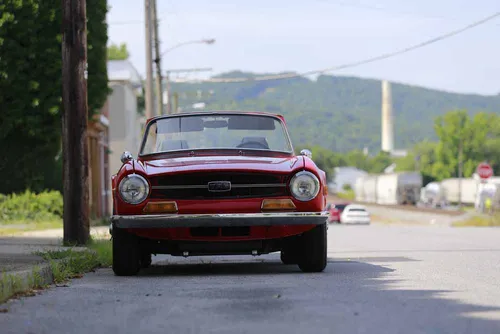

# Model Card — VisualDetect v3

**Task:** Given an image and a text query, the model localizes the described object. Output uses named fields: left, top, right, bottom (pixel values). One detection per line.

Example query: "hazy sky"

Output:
left=107, top=0, right=500, bottom=95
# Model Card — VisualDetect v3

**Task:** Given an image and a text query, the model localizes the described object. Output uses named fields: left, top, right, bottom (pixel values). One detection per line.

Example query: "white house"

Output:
left=107, top=60, right=144, bottom=178
left=332, top=167, right=368, bottom=193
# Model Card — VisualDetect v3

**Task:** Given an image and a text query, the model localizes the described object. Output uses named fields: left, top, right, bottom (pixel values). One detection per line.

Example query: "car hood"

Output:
left=140, top=155, right=304, bottom=176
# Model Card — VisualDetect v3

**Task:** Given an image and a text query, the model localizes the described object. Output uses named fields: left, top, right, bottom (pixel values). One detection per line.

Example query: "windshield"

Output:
left=140, top=114, right=293, bottom=155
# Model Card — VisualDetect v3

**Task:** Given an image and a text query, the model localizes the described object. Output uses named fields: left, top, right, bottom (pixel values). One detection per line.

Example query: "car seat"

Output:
left=236, top=137, right=270, bottom=149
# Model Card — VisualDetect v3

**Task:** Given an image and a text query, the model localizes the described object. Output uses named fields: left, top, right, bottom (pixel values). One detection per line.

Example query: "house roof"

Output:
left=107, top=60, right=143, bottom=88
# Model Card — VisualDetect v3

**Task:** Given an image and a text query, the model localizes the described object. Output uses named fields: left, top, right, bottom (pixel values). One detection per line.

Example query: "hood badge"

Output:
left=208, top=181, right=232, bottom=192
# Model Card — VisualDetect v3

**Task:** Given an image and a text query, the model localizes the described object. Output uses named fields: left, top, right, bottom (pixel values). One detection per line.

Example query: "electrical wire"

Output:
left=175, top=11, right=500, bottom=83
left=315, top=0, right=455, bottom=21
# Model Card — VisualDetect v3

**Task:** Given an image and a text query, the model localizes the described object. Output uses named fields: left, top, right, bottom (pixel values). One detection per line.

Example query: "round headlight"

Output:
left=290, top=171, right=320, bottom=202
left=118, top=174, right=150, bottom=204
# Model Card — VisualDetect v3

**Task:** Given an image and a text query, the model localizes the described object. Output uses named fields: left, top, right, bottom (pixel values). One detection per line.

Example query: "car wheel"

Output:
left=112, top=228, right=141, bottom=276
left=297, top=224, right=327, bottom=273
left=140, top=252, right=152, bottom=268
left=280, top=250, right=297, bottom=265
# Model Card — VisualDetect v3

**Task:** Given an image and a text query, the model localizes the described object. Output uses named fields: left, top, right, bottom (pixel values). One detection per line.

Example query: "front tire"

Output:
left=140, top=252, right=152, bottom=268
left=112, top=228, right=141, bottom=276
left=280, top=250, right=297, bottom=265
left=297, top=224, right=327, bottom=273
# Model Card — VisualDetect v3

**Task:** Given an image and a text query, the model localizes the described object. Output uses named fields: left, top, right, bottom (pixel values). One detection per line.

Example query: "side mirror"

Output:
left=120, top=151, right=133, bottom=164
left=300, top=149, right=312, bottom=159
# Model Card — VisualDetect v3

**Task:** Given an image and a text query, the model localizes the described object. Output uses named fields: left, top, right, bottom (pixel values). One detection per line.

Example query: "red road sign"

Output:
left=476, top=162, right=493, bottom=179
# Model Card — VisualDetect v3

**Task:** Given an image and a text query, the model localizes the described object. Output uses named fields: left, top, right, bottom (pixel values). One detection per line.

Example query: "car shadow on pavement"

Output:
left=130, top=256, right=500, bottom=333
left=140, top=254, right=418, bottom=277
left=140, top=252, right=406, bottom=276
left=2, top=255, right=500, bottom=334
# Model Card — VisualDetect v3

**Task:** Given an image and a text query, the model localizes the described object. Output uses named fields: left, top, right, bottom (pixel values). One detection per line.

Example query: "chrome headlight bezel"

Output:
left=289, top=171, right=321, bottom=202
left=118, top=174, right=150, bottom=205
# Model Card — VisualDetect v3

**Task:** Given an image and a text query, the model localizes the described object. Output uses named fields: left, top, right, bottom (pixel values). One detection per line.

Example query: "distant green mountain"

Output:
left=170, top=71, right=500, bottom=153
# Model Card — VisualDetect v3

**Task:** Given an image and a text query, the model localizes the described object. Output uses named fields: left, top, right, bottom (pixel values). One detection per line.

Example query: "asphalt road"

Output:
left=2, top=225, right=500, bottom=334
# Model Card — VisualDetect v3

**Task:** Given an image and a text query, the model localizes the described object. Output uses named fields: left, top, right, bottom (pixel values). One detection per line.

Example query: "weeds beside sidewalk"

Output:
left=452, top=213, right=500, bottom=227
left=36, top=238, right=112, bottom=283
left=0, top=238, right=112, bottom=304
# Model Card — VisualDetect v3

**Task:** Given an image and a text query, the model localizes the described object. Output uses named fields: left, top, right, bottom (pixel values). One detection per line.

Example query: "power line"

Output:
left=316, top=0, right=454, bottom=20
left=109, top=4, right=456, bottom=26
left=174, top=11, right=500, bottom=83
left=108, top=10, right=170, bottom=25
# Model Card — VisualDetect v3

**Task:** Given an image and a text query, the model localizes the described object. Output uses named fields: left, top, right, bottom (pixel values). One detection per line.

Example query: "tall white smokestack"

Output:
left=381, top=80, right=394, bottom=153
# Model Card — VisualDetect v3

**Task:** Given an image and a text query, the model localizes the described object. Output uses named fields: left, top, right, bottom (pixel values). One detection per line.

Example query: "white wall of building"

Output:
left=108, top=82, right=142, bottom=176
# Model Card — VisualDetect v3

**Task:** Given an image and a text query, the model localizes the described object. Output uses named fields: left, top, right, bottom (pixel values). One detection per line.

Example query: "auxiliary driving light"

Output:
left=143, top=201, right=178, bottom=214
left=261, top=199, right=297, bottom=211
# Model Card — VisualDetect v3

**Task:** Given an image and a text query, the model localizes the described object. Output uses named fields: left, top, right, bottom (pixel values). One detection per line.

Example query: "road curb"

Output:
left=0, top=261, right=54, bottom=304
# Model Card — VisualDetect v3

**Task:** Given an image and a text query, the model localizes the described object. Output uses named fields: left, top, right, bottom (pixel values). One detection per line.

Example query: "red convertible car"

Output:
left=110, top=111, right=329, bottom=276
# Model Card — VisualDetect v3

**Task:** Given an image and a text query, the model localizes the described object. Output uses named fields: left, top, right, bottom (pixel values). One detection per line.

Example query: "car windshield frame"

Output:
left=138, top=112, right=295, bottom=157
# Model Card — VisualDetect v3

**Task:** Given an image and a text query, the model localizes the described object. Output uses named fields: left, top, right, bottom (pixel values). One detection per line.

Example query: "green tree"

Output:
left=432, top=110, right=499, bottom=180
left=295, top=145, right=348, bottom=179
left=0, top=0, right=109, bottom=194
left=395, top=110, right=500, bottom=183
left=107, top=43, right=129, bottom=60
left=366, top=151, right=393, bottom=173
left=0, top=1, right=63, bottom=194
left=394, top=141, right=438, bottom=185
left=87, top=0, right=110, bottom=116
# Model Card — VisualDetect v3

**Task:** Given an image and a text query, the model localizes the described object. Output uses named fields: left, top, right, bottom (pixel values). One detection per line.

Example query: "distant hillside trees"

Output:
left=299, top=110, right=500, bottom=185
left=171, top=74, right=500, bottom=153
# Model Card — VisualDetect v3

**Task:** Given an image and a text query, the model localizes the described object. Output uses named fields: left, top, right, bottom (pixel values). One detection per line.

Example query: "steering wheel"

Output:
left=236, top=141, right=269, bottom=149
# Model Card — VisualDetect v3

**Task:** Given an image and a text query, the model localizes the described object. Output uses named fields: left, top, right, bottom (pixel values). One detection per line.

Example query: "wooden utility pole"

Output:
left=458, top=138, right=463, bottom=208
left=152, top=0, right=163, bottom=115
left=165, top=71, right=171, bottom=114
left=61, top=0, right=90, bottom=245
left=144, top=0, right=154, bottom=118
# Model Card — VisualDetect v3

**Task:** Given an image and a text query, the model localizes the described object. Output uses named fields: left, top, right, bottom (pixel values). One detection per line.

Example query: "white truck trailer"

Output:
left=439, top=178, right=478, bottom=205
left=354, top=172, right=422, bottom=205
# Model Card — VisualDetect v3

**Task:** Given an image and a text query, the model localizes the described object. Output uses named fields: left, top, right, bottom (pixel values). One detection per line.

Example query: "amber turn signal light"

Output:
left=143, top=201, right=178, bottom=214
left=261, top=199, right=296, bottom=211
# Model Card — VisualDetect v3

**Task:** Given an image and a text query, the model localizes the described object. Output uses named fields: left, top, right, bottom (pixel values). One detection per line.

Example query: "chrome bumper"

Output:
left=111, top=212, right=329, bottom=229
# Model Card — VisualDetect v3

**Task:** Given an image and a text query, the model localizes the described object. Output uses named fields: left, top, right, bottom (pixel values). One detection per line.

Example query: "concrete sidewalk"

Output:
left=0, top=226, right=109, bottom=303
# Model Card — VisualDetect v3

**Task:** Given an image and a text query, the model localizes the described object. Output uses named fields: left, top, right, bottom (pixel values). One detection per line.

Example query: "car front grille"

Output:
left=149, top=172, right=289, bottom=200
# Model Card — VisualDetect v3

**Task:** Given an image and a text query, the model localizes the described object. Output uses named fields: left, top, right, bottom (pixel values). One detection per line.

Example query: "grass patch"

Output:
left=0, top=264, right=50, bottom=303
left=88, top=238, right=112, bottom=268
left=34, top=238, right=112, bottom=284
left=0, top=238, right=112, bottom=303
left=336, top=190, right=355, bottom=201
left=452, top=214, right=500, bottom=227
left=35, top=249, right=100, bottom=283
left=0, top=220, right=62, bottom=236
